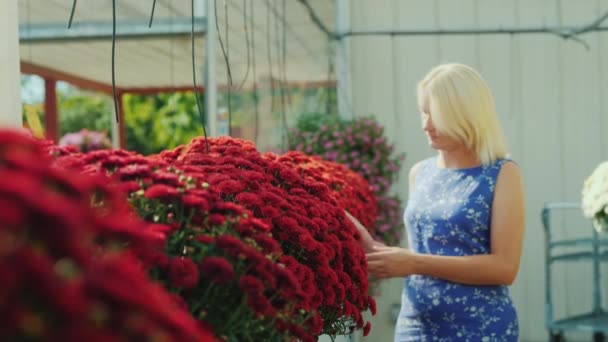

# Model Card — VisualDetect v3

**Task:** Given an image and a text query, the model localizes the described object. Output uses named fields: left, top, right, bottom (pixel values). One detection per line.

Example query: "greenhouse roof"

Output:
left=18, top=0, right=335, bottom=93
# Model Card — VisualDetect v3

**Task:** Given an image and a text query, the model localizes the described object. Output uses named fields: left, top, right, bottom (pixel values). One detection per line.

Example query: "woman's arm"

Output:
left=344, top=210, right=381, bottom=253
left=367, top=162, right=525, bottom=286
left=347, top=161, right=423, bottom=252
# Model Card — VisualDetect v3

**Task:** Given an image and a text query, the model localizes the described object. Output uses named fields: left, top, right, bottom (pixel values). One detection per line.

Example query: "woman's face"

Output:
left=420, top=91, right=463, bottom=151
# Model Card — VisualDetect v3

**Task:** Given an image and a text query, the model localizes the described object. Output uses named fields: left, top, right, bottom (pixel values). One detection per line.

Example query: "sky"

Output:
left=21, top=74, right=70, bottom=104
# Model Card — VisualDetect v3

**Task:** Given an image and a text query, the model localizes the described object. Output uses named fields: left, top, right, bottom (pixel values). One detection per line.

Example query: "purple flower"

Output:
left=59, top=132, right=85, bottom=147
left=59, top=129, right=111, bottom=152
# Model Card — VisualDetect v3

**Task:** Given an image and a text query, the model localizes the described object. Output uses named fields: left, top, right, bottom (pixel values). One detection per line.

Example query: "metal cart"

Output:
left=542, top=202, right=608, bottom=342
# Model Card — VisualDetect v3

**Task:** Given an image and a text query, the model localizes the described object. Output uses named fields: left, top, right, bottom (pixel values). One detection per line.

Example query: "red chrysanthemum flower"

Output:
left=199, top=257, right=235, bottom=284
left=0, top=130, right=215, bottom=342
left=169, top=257, right=200, bottom=290
left=144, top=184, right=180, bottom=200
left=157, top=136, right=375, bottom=336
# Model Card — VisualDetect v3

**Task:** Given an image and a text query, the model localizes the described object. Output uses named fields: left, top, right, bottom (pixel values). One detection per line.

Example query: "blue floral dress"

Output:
left=396, top=157, right=518, bottom=341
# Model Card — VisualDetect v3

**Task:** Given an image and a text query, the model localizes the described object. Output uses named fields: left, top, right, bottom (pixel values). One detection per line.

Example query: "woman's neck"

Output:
left=437, top=148, right=479, bottom=169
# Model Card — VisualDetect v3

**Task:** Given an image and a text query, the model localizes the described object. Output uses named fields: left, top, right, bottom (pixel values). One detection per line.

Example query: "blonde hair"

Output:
left=417, top=63, right=508, bottom=165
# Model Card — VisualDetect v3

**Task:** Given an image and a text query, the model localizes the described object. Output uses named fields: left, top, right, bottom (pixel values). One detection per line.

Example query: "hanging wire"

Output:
left=224, top=0, right=233, bottom=136
left=192, top=0, right=209, bottom=153
left=237, top=0, right=251, bottom=91
left=111, top=0, right=119, bottom=122
left=279, top=0, right=289, bottom=148
left=283, top=2, right=291, bottom=112
left=27, top=0, right=32, bottom=62
left=148, top=0, right=157, bottom=28
left=325, top=44, right=334, bottom=115
left=68, top=0, right=77, bottom=28
left=281, top=0, right=292, bottom=109
left=265, top=2, right=276, bottom=117
left=215, top=0, right=234, bottom=136
left=272, top=0, right=288, bottom=149
left=249, top=0, right=260, bottom=145
left=169, top=2, right=175, bottom=87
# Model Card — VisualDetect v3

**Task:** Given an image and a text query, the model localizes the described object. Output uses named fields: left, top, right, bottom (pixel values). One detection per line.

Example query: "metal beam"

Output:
left=19, top=18, right=206, bottom=44
left=335, top=0, right=352, bottom=120
left=203, top=0, right=218, bottom=137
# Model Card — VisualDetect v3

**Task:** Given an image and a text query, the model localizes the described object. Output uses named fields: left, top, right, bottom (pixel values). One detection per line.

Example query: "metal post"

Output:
left=335, top=0, right=352, bottom=119
left=542, top=207, right=554, bottom=333
left=202, top=0, right=218, bottom=137
left=43, top=78, right=58, bottom=142
left=111, top=109, right=120, bottom=148
left=19, top=18, right=206, bottom=43
left=110, top=92, right=126, bottom=149
left=336, top=4, right=355, bottom=337
left=0, top=0, right=22, bottom=128
left=592, top=229, right=602, bottom=314
left=338, top=4, right=356, bottom=337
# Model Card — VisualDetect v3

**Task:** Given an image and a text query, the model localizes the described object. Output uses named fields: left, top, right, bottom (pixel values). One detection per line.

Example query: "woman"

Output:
left=347, top=63, right=525, bottom=341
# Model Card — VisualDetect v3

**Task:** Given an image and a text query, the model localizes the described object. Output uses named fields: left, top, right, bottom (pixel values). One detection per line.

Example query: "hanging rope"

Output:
left=215, top=0, right=233, bottom=136
left=169, top=1, right=175, bottom=87
left=111, top=0, right=119, bottom=122
left=281, top=0, right=290, bottom=146
left=148, top=0, right=157, bottom=28
left=249, top=0, right=260, bottom=145
left=192, top=0, right=209, bottom=153
left=272, top=0, right=288, bottom=149
left=325, top=45, right=333, bottom=115
left=68, top=0, right=77, bottom=28
left=266, top=2, right=276, bottom=119
left=224, top=0, right=232, bottom=136
left=237, top=0, right=251, bottom=91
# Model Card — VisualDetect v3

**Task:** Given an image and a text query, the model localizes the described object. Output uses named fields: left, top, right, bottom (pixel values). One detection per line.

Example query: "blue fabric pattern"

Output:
left=396, top=157, right=518, bottom=341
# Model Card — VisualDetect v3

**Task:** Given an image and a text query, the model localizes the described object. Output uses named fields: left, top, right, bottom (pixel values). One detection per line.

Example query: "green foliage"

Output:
left=123, top=92, right=205, bottom=155
left=292, top=112, right=342, bottom=132
left=58, top=92, right=113, bottom=136
left=23, top=76, right=337, bottom=156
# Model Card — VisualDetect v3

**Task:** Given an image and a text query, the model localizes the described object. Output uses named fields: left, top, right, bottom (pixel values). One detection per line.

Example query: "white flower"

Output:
left=581, top=161, right=608, bottom=233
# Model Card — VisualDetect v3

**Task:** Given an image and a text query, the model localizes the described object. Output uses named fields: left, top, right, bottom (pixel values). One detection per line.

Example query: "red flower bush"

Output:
left=0, top=130, right=213, bottom=342
left=160, top=136, right=375, bottom=336
left=55, top=148, right=316, bottom=341
left=287, top=114, right=406, bottom=247
left=276, top=151, right=377, bottom=231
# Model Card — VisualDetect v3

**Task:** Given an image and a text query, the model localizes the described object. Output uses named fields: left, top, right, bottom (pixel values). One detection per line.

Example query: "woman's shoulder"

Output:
left=493, top=158, right=522, bottom=190
left=409, top=157, right=435, bottom=185
left=493, top=157, right=520, bottom=172
left=497, top=158, right=521, bottom=177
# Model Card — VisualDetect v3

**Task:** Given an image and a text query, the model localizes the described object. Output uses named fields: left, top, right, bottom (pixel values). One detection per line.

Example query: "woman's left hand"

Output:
left=366, top=246, right=415, bottom=278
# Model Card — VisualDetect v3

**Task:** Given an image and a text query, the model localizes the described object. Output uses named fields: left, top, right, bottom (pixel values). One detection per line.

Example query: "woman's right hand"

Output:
left=344, top=210, right=385, bottom=253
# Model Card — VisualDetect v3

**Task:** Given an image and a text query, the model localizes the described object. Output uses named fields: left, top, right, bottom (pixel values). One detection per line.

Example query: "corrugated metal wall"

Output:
left=348, top=1, right=608, bottom=341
